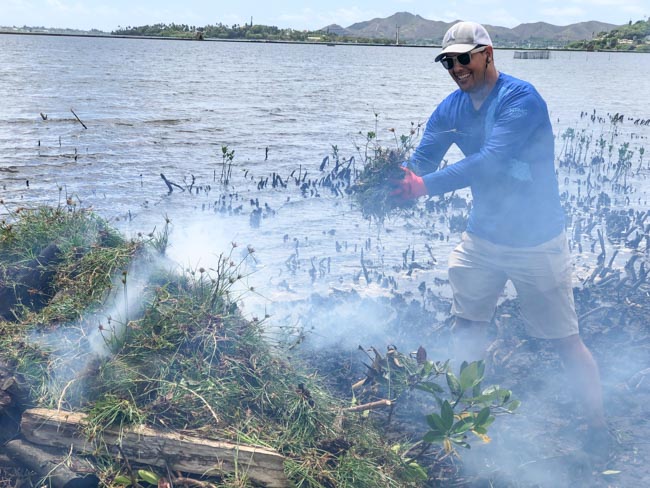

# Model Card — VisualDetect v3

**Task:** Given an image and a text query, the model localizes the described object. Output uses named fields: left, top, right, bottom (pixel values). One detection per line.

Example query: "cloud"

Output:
left=573, top=0, right=636, bottom=5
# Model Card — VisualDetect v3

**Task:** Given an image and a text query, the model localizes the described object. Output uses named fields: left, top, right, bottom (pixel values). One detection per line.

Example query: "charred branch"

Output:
left=5, top=439, right=99, bottom=488
left=70, top=109, right=87, bottom=130
left=160, top=173, right=185, bottom=195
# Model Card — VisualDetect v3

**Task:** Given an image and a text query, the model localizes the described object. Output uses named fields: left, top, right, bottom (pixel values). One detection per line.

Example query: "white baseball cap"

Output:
left=435, top=21, right=493, bottom=62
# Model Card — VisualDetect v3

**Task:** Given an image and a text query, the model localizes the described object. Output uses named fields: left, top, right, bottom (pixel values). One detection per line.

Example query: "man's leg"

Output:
left=450, top=317, right=491, bottom=362
left=553, top=334, right=611, bottom=461
left=448, top=233, right=506, bottom=363
left=553, top=334, right=606, bottom=428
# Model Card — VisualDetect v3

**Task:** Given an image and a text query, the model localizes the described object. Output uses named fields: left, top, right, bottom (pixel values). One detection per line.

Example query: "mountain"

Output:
left=346, top=12, right=451, bottom=41
left=321, top=24, right=351, bottom=37
left=511, top=21, right=619, bottom=41
left=321, top=12, right=620, bottom=46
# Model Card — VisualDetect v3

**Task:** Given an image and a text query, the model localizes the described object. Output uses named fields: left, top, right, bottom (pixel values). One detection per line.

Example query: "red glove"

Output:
left=390, top=167, right=427, bottom=200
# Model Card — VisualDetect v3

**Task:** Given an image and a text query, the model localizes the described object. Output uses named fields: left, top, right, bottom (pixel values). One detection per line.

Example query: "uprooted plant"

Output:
left=347, top=120, right=422, bottom=222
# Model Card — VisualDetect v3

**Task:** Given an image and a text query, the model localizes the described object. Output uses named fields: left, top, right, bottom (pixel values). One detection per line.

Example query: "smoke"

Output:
left=28, top=250, right=168, bottom=407
left=165, top=216, right=246, bottom=272
left=27, top=212, right=265, bottom=408
left=272, top=288, right=399, bottom=351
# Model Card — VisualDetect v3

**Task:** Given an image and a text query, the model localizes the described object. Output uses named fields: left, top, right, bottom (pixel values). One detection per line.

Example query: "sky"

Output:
left=1, top=0, right=647, bottom=32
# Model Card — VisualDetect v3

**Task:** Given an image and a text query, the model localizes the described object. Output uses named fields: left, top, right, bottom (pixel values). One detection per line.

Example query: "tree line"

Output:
left=111, top=22, right=396, bottom=44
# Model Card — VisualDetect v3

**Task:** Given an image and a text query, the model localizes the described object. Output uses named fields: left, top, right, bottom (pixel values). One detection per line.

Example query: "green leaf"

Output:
left=481, top=385, right=499, bottom=396
left=137, top=470, right=159, bottom=485
left=450, top=438, right=471, bottom=449
left=473, top=425, right=487, bottom=435
left=475, top=407, right=491, bottom=426
left=507, top=399, right=521, bottom=412
left=446, top=372, right=461, bottom=396
left=423, top=431, right=446, bottom=443
left=476, top=360, right=485, bottom=378
left=415, top=381, right=444, bottom=396
left=441, top=400, right=454, bottom=430
left=113, top=476, right=132, bottom=486
left=451, top=417, right=474, bottom=435
left=420, top=361, right=434, bottom=376
left=465, top=393, right=494, bottom=404
left=459, top=361, right=482, bottom=391
left=480, top=386, right=512, bottom=404
left=426, top=413, right=447, bottom=432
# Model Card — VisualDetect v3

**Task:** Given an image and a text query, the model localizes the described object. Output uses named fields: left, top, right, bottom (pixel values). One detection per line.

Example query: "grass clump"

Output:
left=0, top=206, right=427, bottom=488
left=0, top=205, right=137, bottom=324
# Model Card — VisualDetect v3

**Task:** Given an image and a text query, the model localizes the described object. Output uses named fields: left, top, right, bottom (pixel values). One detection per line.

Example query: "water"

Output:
left=1, top=34, right=650, bottom=315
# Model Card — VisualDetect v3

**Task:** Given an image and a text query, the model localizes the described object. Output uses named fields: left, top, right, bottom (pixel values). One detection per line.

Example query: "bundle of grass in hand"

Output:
left=348, top=147, right=417, bottom=221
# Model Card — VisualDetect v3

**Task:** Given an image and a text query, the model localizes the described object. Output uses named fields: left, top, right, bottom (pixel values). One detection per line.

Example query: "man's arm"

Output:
left=422, top=86, right=548, bottom=196
left=405, top=104, right=454, bottom=175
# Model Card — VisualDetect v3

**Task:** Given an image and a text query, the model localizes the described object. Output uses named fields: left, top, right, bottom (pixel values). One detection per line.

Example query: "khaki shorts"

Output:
left=448, top=231, right=579, bottom=339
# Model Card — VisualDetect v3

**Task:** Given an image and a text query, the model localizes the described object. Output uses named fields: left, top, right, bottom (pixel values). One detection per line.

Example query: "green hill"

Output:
left=568, top=19, right=650, bottom=51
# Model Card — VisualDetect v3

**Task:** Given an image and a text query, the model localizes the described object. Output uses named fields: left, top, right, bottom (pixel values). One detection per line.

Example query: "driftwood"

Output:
left=20, top=408, right=289, bottom=488
left=160, top=173, right=185, bottom=194
left=70, top=109, right=87, bottom=130
left=4, top=439, right=99, bottom=488
left=0, top=453, right=20, bottom=468
left=0, top=360, right=27, bottom=422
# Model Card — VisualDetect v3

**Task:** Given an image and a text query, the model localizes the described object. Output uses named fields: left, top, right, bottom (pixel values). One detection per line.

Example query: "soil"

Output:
left=295, top=259, right=650, bottom=487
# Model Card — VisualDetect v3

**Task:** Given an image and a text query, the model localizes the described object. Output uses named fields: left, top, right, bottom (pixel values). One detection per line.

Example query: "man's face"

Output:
left=441, top=46, right=490, bottom=93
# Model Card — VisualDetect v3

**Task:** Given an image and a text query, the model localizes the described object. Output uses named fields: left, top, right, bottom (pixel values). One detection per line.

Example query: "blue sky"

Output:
left=1, top=0, right=647, bottom=31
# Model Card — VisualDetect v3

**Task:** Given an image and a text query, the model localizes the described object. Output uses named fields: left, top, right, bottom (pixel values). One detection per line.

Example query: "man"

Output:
left=391, top=21, right=609, bottom=459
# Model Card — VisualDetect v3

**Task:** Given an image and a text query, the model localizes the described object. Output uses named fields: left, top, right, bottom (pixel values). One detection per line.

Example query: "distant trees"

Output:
left=113, top=23, right=197, bottom=37
left=113, top=22, right=317, bottom=41
left=111, top=22, right=397, bottom=44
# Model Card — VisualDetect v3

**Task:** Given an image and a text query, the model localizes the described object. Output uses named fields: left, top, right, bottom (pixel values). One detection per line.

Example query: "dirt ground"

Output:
left=295, top=253, right=650, bottom=487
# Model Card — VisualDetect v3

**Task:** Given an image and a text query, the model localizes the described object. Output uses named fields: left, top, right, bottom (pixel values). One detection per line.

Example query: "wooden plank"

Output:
left=21, top=408, right=289, bottom=488
left=5, top=439, right=99, bottom=488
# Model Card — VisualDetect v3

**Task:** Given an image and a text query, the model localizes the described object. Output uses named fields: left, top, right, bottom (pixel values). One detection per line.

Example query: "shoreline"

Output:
left=0, top=30, right=644, bottom=53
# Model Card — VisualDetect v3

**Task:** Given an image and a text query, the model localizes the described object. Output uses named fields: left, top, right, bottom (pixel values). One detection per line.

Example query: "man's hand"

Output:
left=390, top=167, right=427, bottom=200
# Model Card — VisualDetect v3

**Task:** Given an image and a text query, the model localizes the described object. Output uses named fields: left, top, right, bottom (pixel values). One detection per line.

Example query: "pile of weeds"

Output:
left=0, top=205, right=136, bottom=323
left=348, top=147, right=417, bottom=221
left=0, top=206, right=425, bottom=488
left=347, top=125, right=421, bottom=222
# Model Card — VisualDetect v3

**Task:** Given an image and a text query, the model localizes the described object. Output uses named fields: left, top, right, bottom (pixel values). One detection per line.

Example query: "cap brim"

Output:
left=434, top=43, right=477, bottom=62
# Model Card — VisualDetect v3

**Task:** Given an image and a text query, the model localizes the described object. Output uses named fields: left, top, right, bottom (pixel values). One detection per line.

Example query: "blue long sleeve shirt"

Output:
left=407, top=72, right=565, bottom=247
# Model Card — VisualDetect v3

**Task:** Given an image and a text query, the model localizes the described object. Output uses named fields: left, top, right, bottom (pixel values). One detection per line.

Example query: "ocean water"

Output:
left=1, top=34, right=649, bottom=314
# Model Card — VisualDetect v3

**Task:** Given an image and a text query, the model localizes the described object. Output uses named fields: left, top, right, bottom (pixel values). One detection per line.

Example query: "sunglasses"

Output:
left=440, top=46, right=488, bottom=70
